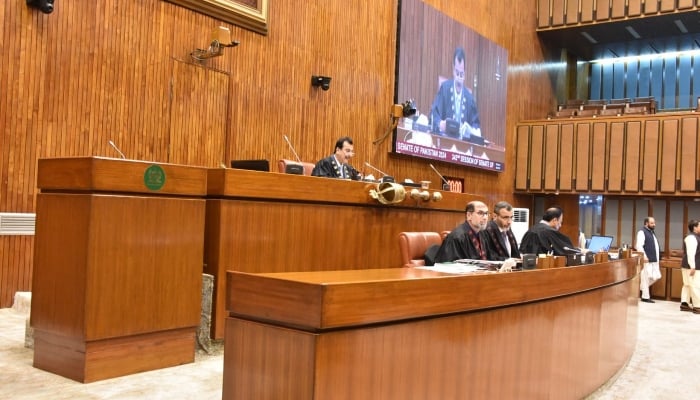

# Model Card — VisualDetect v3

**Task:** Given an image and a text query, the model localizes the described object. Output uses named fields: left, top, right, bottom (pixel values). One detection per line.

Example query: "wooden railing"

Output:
left=537, top=0, right=699, bottom=29
left=515, top=111, right=700, bottom=195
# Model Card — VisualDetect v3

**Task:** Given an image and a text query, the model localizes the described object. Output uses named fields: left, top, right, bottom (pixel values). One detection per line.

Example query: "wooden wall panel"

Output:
left=566, top=0, right=580, bottom=24
left=607, top=122, right=625, bottom=191
left=552, top=0, right=566, bottom=25
left=642, top=120, right=660, bottom=192
left=596, top=0, right=611, bottom=20
left=515, top=126, right=530, bottom=190
left=530, top=126, right=545, bottom=191
left=559, top=123, right=574, bottom=191
left=0, top=1, right=554, bottom=307
left=610, top=0, right=626, bottom=18
left=624, top=121, right=641, bottom=192
left=678, top=0, right=695, bottom=8
left=627, top=0, right=642, bottom=16
left=680, top=118, right=698, bottom=192
left=591, top=122, right=607, bottom=191
left=575, top=123, right=591, bottom=191
left=538, top=0, right=551, bottom=28
left=660, top=0, right=677, bottom=12
left=645, top=0, right=660, bottom=13
left=544, top=124, right=560, bottom=190
left=581, top=0, right=595, bottom=21
left=168, top=61, right=228, bottom=167
left=659, top=119, right=678, bottom=193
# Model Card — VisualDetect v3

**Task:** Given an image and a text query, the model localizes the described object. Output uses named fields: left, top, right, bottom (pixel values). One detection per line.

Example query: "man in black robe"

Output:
left=483, top=201, right=521, bottom=261
left=519, top=206, right=575, bottom=256
left=311, top=136, right=360, bottom=180
left=434, top=200, right=490, bottom=263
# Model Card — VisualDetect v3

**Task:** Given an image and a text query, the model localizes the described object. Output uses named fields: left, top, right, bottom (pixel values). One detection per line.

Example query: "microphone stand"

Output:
left=429, top=164, right=450, bottom=190
left=364, top=162, right=394, bottom=183
left=283, top=135, right=303, bottom=163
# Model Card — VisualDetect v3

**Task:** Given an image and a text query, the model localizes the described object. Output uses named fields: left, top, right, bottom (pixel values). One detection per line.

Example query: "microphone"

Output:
left=109, top=140, right=126, bottom=159
left=282, top=135, right=302, bottom=163
left=364, top=162, right=394, bottom=183
left=563, top=246, right=582, bottom=254
left=429, top=164, right=450, bottom=190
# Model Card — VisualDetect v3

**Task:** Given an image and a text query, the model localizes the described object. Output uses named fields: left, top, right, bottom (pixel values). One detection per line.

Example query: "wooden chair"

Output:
left=398, top=232, right=443, bottom=268
left=278, top=159, right=315, bottom=176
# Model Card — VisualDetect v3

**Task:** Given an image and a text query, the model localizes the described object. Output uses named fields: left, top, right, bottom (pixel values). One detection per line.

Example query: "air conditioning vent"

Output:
left=0, top=213, right=36, bottom=235
left=511, top=208, right=530, bottom=245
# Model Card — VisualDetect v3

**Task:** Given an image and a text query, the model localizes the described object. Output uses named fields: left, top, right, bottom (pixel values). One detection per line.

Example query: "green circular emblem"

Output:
left=144, top=165, right=166, bottom=191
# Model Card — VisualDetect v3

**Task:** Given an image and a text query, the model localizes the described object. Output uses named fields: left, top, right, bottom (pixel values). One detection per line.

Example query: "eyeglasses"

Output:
left=471, top=211, right=489, bottom=217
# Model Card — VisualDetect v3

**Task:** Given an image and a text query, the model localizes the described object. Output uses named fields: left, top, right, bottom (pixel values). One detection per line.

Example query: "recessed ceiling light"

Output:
left=581, top=31, right=598, bottom=44
left=625, top=26, right=641, bottom=39
left=674, top=19, right=689, bottom=33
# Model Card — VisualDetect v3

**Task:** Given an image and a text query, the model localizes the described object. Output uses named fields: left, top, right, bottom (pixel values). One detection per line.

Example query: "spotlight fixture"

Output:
left=373, top=98, right=417, bottom=145
left=390, top=99, right=417, bottom=118
left=27, top=0, right=54, bottom=14
left=191, top=26, right=240, bottom=62
left=311, top=75, right=332, bottom=91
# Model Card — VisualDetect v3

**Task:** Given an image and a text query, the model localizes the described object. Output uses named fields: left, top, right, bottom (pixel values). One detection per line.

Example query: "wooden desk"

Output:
left=204, top=168, right=485, bottom=339
left=31, top=157, right=207, bottom=382
left=223, top=258, right=640, bottom=399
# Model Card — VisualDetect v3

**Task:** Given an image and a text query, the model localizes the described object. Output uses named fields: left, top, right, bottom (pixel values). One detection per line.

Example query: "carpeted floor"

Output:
left=0, top=297, right=695, bottom=399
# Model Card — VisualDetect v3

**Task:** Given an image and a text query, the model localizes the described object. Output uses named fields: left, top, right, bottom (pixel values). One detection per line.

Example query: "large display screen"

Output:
left=393, top=0, right=508, bottom=172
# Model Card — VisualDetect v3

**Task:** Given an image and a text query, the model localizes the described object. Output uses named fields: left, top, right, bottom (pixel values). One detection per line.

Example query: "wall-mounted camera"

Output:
left=311, top=75, right=332, bottom=91
left=27, top=0, right=54, bottom=14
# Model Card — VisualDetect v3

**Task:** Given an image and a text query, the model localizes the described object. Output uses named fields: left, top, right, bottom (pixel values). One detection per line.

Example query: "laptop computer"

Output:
left=587, top=235, right=614, bottom=253
left=230, top=159, right=270, bottom=172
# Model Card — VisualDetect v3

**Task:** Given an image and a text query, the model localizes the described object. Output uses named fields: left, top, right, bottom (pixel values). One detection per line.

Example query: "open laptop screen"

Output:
left=587, top=235, right=614, bottom=253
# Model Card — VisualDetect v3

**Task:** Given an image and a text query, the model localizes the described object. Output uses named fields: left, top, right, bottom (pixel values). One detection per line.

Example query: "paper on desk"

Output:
left=417, top=263, right=486, bottom=274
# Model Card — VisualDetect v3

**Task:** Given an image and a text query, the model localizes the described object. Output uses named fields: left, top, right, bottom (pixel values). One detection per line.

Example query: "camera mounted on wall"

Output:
left=311, top=76, right=332, bottom=91
left=27, top=0, right=54, bottom=14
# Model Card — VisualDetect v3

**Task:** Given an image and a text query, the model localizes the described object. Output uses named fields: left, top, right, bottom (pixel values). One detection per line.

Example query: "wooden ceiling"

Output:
left=538, top=11, right=700, bottom=60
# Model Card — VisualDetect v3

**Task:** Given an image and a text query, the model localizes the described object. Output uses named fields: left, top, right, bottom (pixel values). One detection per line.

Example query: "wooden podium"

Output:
left=223, top=258, right=640, bottom=399
left=204, top=168, right=485, bottom=339
left=30, top=157, right=207, bottom=382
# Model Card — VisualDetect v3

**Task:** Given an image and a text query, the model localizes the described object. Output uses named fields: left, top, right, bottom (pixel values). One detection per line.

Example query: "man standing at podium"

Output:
left=311, top=136, right=360, bottom=180
left=434, top=201, right=489, bottom=262
left=635, top=217, right=661, bottom=304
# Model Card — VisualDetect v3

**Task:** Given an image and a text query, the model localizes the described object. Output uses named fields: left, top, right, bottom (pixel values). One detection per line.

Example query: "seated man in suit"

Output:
left=430, top=46, right=482, bottom=141
left=434, top=200, right=490, bottom=263
left=311, top=136, right=360, bottom=180
left=483, top=201, right=521, bottom=261
left=519, top=206, right=575, bottom=256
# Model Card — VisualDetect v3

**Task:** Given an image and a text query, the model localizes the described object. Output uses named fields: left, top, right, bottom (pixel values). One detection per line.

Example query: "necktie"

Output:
left=503, top=231, right=511, bottom=256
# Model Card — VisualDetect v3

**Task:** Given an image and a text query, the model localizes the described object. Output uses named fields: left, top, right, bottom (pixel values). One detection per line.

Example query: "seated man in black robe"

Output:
left=434, top=200, right=490, bottom=263
left=482, top=201, right=521, bottom=261
left=311, top=136, right=360, bottom=180
left=518, top=206, right=575, bottom=256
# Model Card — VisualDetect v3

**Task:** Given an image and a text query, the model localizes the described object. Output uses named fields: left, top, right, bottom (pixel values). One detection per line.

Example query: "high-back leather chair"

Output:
left=398, top=232, right=442, bottom=268
left=278, top=159, right=315, bottom=176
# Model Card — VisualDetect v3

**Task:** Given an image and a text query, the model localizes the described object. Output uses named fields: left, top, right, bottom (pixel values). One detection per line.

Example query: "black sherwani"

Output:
left=518, top=222, right=574, bottom=256
left=311, top=155, right=360, bottom=180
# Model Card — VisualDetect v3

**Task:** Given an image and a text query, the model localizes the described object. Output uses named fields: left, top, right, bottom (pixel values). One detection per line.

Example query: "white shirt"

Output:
left=684, top=234, right=698, bottom=269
